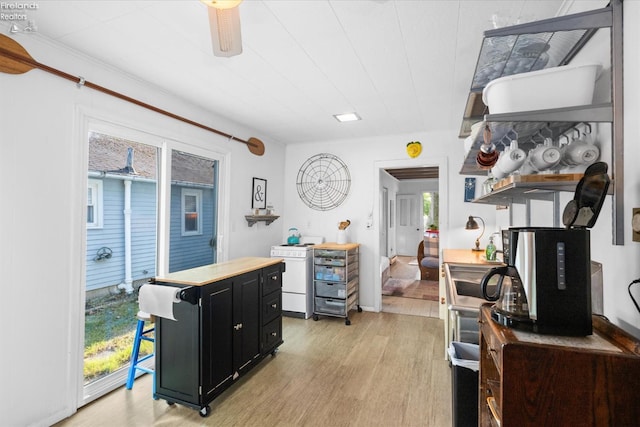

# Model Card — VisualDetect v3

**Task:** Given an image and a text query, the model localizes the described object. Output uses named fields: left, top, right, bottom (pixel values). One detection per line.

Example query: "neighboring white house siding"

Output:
left=86, top=178, right=157, bottom=291
left=169, top=183, right=216, bottom=273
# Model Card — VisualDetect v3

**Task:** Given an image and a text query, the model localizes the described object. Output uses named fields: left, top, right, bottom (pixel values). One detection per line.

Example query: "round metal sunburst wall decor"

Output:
left=296, top=153, right=351, bottom=211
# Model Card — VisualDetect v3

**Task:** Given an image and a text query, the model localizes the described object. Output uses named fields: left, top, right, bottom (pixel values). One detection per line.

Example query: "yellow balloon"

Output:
left=406, top=141, right=422, bottom=158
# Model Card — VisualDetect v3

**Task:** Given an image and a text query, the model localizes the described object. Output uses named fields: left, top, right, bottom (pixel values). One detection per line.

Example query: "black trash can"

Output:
left=448, top=341, right=479, bottom=427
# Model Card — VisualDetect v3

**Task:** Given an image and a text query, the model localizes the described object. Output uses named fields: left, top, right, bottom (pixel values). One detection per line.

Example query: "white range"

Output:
left=270, top=236, right=324, bottom=319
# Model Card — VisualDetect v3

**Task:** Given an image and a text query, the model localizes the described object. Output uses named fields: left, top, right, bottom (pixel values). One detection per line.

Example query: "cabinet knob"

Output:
left=234, top=323, right=243, bottom=331
left=270, top=332, right=277, bottom=337
left=271, top=303, right=277, bottom=308
left=271, top=275, right=278, bottom=281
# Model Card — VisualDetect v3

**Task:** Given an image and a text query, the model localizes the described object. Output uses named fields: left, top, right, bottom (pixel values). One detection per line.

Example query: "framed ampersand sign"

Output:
left=252, top=177, right=267, bottom=209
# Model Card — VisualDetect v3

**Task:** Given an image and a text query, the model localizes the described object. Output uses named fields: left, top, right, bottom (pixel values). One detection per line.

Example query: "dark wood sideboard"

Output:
left=479, top=304, right=640, bottom=426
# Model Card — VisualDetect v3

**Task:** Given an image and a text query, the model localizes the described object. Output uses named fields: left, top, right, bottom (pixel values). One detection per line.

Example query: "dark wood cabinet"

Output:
left=479, top=304, right=640, bottom=426
left=153, top=258, right=284, bottom=417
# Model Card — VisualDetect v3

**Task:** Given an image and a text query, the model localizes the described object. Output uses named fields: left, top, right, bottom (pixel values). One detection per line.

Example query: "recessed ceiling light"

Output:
left=333, top=112, right=361, bottom=122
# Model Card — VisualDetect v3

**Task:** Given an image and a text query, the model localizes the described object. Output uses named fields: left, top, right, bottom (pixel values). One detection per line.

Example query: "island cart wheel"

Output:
left=357, top=306, right=362, bottom=312
left=166, top=401, right=175, bottom=406
left=345, top=318, right=351, bottom=326
left=199, top=405, right=211, bottom=417
left=313, top=314, right=319, bottom=321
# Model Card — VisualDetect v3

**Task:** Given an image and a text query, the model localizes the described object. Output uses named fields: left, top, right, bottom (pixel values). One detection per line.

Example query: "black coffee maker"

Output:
left=481, top=162, right=610, bottom=336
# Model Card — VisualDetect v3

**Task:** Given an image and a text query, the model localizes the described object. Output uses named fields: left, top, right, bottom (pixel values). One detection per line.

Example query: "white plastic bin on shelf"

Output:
left=482, top=63, right=601, bottom=114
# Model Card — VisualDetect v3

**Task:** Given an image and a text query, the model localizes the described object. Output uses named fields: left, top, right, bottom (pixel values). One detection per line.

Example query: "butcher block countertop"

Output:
left=313, top=242, right=360, bottom=251
left=153, top=257, right=284, bottom=286
left=443, top=248, right=504, bottom=265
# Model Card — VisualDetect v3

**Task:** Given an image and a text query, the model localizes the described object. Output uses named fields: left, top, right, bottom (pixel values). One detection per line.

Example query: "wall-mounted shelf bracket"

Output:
left=245, top=215, right=280, bottom=227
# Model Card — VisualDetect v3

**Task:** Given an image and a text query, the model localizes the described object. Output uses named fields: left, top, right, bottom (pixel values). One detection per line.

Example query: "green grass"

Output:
left=84, top=292, right=153, bottom=383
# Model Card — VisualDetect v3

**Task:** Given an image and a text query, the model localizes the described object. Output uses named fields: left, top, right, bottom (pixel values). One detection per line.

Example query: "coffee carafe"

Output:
left=480, top=162, right=610, bottom=336
left=481, top=265, right=532, bottom=326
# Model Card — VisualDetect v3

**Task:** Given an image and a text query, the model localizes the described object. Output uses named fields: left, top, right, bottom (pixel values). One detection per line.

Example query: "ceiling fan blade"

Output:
left=207, top=6, right=242, bottom=57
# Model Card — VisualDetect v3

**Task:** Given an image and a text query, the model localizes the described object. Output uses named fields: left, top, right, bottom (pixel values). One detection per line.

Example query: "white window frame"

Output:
left=87, top=179, right=103, bottom=229
left=181, top=188, right=202, bottom=236
left=76, top=110, right=230, bottom=408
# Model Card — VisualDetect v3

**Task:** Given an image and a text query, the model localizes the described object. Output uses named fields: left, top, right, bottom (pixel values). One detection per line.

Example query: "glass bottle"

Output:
left=486, top=235, right=497, bottom=261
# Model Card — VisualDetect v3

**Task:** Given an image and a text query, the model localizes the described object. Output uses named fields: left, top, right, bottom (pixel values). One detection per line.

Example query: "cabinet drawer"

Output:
left=314, top=265, right=358, bottom=282
left=314, top=265, right=345, bottom=281
left=262, top=290, right=281, bottom=324
left=314, top=257, right=346, bottom=267
left=315, top=278, right=358, bottom=299
left=263, top=266, right=282, bottom=295
left=481, top=317, right=502, bottom=369
left=314, top=254, right=356, bottom=266
left=314, top=249, right=346, bottom=258
left=315, top=281, right=347, bottom=299
left=315, top=297, right=347, bottom=316
left=262, top=317, right=282, bottom=353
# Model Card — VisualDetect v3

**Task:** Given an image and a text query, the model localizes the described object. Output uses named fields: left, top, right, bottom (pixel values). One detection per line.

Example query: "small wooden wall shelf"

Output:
left=245, top=215, right=279, bottom=227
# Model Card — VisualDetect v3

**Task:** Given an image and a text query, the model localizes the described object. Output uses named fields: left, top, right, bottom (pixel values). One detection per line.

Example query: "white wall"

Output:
left=0, top=35, right=285, bottom=426
left=282, top=132, right=497, bottom=312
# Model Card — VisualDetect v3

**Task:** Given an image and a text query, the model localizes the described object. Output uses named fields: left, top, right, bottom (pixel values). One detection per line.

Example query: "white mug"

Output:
left=528, top=143, right=562, bottom=171
left=561, top=140, right=600, bottom=166
left=491, top=140, right=526, bottom=179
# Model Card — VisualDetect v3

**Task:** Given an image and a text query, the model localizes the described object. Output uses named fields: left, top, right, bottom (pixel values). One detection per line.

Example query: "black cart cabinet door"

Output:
left=233, top=271, right=261, bottom=375
left=201, top=279, right=234, bottom=400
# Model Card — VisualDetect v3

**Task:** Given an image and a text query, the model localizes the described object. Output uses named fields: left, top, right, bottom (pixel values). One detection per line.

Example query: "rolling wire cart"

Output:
left=312, top=243, right=361, bottom=325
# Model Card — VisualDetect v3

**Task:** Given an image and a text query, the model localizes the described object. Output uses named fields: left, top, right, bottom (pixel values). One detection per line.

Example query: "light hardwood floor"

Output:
left=382, top=256, right=441, bottom=318
left=55, top=312, right=452, bottom=427
left=382, top=295, right=440, bottom=318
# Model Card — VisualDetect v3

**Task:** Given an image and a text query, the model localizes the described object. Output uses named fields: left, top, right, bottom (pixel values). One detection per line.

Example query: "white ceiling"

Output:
left=7, top=0, right=576, bottom=145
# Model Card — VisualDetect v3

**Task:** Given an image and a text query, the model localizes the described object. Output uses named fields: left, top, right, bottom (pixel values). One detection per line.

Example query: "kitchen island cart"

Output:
left=151, top=257, right=284, bottom=417
left=312, top=242, right=361, bottom=325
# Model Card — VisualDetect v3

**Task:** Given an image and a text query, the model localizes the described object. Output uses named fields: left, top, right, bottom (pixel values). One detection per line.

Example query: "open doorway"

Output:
left=373, top=159, right=448, bottom=318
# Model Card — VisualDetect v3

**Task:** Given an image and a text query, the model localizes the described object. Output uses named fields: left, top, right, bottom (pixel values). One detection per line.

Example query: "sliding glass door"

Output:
left=84, top=131, right=159, bottom=397
left=168, top=151, right=218, bottom=272
left=82, top=129, right=220, bottom=403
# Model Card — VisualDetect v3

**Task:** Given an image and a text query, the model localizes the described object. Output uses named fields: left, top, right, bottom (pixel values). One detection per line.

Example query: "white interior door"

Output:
left=381, top=187, right=388, bottom=257
left=396, top=194, right=423, bottom=256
